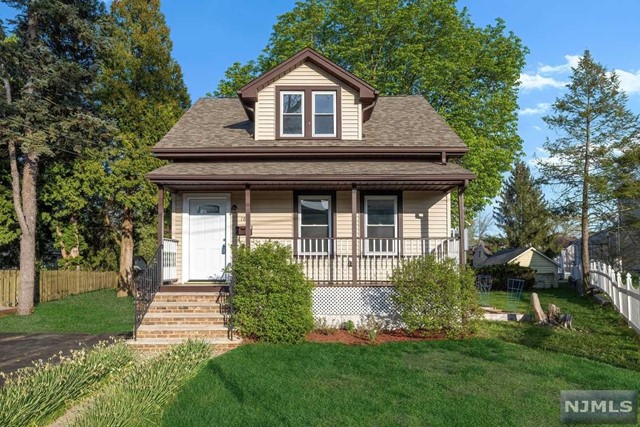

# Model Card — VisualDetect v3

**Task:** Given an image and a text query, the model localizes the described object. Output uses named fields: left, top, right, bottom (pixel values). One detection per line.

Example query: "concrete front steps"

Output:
left=128, top=289, right=242, bottom=354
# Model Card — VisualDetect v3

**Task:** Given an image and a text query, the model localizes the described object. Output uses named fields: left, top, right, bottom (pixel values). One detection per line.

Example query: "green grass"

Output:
left=0, top=289, right=133, bottom=334
left=162, top=340, right=640, bottom=427
left=477, top=286, right=640, bottom=371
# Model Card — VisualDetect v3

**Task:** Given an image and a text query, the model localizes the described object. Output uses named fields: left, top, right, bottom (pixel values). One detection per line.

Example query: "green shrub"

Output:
left=230, top=242, right=314, bottom=343
left=0, top=340, right=134, bottom=427
left=391, top=255, right=480, bottom=337
left=344, top=320, right=355, bottom=332
left=72, top=340, right=210, bottom=427
left=474, top=264, right=536, bottom=290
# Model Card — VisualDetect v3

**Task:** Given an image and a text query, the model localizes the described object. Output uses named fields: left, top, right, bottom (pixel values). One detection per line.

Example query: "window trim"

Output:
left=279, top=90, right=305, bottom=137
left=363, top=195, right=399, bottom=256
left=275, top=86, right=342, bottom=140
left=311, top=91, right=337, bottom=137
left=298, top=195, right=332, bottom=256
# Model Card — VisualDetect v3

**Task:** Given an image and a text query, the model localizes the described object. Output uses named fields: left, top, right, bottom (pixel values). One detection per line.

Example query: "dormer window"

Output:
left=276, top=86, right=341, bottom=139
left=281, top=91, right=304, bottom=137
left=312, top=92, right=336, bottom=137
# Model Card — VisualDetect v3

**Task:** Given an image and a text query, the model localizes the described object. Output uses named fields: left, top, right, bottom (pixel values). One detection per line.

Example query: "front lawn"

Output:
left=163, top=340, right=640, bottom=426
left=477, top=286, right=640, bottom=370
left=0, top=289, right=133, bottom=334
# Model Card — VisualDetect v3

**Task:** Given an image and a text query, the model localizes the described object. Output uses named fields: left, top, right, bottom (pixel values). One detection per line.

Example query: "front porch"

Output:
left=162, top=236, right=460, bottom=286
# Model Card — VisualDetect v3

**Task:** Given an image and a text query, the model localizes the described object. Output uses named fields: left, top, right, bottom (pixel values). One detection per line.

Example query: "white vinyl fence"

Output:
left=571, top=261, right=640, bottom=334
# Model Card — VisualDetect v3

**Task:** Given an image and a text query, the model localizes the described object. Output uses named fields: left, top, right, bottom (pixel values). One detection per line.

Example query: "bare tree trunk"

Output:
left=4, top=8, right=40, bottom=315
left=117, top=207, right=134, bottom=297
left=17, top=153, right=39, bottom=314
left=581, top=116, right=591, bottom=294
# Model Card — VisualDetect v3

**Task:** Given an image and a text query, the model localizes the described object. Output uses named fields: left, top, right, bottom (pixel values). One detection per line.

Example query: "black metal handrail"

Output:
left=133, top=245, right=162, bottom=340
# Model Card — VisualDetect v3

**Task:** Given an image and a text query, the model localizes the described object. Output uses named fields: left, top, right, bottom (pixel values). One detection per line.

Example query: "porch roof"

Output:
left=147, top=160, right=475, bottom=191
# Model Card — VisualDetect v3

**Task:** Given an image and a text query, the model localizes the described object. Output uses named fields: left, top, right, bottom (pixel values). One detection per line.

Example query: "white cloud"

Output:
left=518, top=73, right=566, bottom=91
left=538, top=55, right=581, bottom=74
left=532, top=125, right=542, bottom=131
left=519, top=102, right=551, bottom=116
left=615, top=69, right=640, bottom=95
left=531, top=147, right=570, bottom=168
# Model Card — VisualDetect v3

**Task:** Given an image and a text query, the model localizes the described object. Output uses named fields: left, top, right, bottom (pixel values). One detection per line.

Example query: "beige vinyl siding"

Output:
left=255, top=62, right=360, bottom=140
left=402, top=191, right=450, bottom=238
left=511, top=249, right=559, bottom=286
left=336, top=191, right=358, bottom=238
left=250, top=191, right=293, bottom=238
left=514, top=250, right=558, bottom=275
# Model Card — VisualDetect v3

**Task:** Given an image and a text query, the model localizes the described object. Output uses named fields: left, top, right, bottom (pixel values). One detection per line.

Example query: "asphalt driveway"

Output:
left=0, top=333, right=128, bottom=386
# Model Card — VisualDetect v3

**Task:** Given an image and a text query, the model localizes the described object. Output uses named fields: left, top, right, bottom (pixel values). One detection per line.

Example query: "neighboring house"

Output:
left=476, top=246, right=560, bottom=288
left=561, top=228, right=640, bottom=276
left=471, top=241, right=492, bottom=268
left=133, top=48, right=476, bottom=349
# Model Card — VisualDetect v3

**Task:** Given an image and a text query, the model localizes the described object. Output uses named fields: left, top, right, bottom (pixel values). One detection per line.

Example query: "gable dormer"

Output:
left=237, top=48, right=378, bottom=141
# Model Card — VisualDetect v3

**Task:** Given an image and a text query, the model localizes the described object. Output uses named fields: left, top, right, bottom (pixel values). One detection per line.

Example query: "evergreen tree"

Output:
left=212, top=0, right=528, bottom=215
left=494, top=162, right=554, bottom=251
left=97, top=0, right=190, bottom=294
left=0, top=0, right=107, bottom=314
left=539, top=50, right=639, bottom=291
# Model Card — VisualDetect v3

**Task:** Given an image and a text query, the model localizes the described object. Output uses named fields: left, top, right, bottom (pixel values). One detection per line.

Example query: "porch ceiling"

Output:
left=148, top=160, right=475, bottom=191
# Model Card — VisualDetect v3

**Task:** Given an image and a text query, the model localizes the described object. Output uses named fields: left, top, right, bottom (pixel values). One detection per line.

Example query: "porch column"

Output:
left=458, top=181, right=467, bottom=265
left=351, top=185, right=358, bottom=286
left=157, top=184, right=164, bottom=245
left=245, top=184, right=251, bottom=247
left=157, top=184, right=164, bottom=284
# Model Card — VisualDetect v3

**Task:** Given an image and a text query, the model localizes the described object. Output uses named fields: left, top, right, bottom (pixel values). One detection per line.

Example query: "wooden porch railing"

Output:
left=252, top=237, right=459, bottom=285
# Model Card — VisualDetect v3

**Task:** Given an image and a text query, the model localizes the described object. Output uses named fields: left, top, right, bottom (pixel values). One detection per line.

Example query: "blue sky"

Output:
left=2, top=0, right=639, bottom=228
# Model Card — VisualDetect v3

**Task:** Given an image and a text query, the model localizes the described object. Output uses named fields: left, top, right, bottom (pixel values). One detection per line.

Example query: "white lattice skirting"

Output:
left=312, top=287, right=400, bottom=326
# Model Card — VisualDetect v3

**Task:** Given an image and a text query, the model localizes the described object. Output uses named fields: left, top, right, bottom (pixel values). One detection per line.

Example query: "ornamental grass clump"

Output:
left=0, top=339, right=134, bottom=427
left=391, top=255, right=481, bottom=337
left=230, top=242, right=314, bottom=343
left=71, top=340, right=211, bottom=427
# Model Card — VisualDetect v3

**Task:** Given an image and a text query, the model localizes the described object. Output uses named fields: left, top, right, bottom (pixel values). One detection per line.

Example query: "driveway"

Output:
left=0, top=333, right=129, bottom=386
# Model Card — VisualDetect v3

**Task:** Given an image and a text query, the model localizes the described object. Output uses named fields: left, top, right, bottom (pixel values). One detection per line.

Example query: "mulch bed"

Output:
left=306, top=329, right=446, bottom=345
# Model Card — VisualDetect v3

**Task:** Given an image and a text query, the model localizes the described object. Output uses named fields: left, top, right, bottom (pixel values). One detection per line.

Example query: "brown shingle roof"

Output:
left=147, top=160, right=475, bottom=181
left=152, top=96, right=467, bottom=151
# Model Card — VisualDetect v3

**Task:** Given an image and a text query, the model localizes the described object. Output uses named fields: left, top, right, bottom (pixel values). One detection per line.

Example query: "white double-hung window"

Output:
left=312, top=91, right=336, bottom=137
left=299, top=196, right=331, bottom=255
left=280, top=91, right=304, bottom=137
left=364, top=195, right=398, bottom=254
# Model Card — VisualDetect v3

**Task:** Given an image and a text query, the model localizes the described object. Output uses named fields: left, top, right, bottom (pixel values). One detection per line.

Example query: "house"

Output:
left=471, top=241, right=492, bottom=267
left=132, top=48, right=476, bottom=349
left=477, top=246, right=560, bottom=288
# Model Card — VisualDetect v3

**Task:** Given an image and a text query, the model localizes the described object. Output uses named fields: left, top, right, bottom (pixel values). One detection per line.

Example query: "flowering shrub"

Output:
left=71, top=340, right=211, bottom=427
left=0, top=339, right=134, bottom=427
left=391, top=255, right=480, bottom=337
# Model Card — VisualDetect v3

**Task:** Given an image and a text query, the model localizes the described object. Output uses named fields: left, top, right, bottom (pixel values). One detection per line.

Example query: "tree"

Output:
left=539, top=50, right=639, bottom=291
left=470, top=210, right=493, bottom=246
left=0, top=0, right=107, bottom=314
left=97, top=0, right=190, bottom=295
left=212, top=0, right=527, bottom=215
left=494, top=161, right=554, bottom=251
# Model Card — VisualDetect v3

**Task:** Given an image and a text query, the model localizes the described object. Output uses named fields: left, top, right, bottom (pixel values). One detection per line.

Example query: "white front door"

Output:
left=189, top=199, right=226, bottom=280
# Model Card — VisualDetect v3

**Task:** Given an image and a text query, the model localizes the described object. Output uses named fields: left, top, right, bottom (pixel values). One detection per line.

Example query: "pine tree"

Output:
left=0, top=0, right=107, bottom=314
left=494, top=162, right=554, bottom=251
left=97, top=0, right=190, bottom=294
left=539, top=50, right=639, bottom=291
